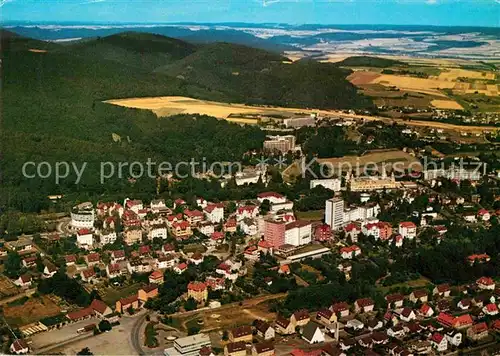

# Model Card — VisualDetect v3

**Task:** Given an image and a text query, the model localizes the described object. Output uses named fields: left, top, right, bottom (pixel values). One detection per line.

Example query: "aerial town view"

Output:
left=0, top=0, right=499, bottom=355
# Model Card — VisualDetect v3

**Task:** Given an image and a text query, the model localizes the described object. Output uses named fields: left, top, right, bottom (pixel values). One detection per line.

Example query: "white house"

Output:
left=76, top=229, right=94, bottom=250
left=446, top=331, right=462, bottom=347
left=301, top=322, right=325, bottom=344
left=198, top=222, right=215, bottom=236
left=150, top=199, right=166, bottom=213
left=431, top=333, right=448, bottom=352
left=100, top=231, right=117, bottom=245
left=310, top=179, right=341, bottom=192
left=398, top=222, right=417, bottom=239
left=149, top=225, right=168, bottom=240
left=257, top=192, right=286, bottom=205
left=240, top=219, right=258, bottom=236
left=236, top=205, right=259, bottom=221
left=14, top=275, right=32, bottom=288
left=204, top=204, right=224, bottom=223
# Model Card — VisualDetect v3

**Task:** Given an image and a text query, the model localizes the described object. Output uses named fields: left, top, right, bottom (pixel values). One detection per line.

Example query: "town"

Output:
left=1, top=113, right=500, bottom=355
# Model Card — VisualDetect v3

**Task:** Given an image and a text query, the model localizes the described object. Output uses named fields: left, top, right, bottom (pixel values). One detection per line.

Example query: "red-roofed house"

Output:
left=467, top=322, right=488, bottom=341
left=10, top=339, right=29, bottom=355
left=14, top=274, right=32, bottom=288
left=171, top=221, right=192, bottom=239
left=65, top=254, right=77, bottom=266
left=468, top=253, right=491, bottom=265
left=187, top=281, right=208, bottom=302
left=174, top=262, right=188, bottom=274
left=483, top=303, right=498, bottom=316
left=431, top=333, right=447, bottom=352
left=81, top=268, right=96, bottom=282
left=204, top=203, right=224, bottom=223
left=477, top=209, right=490, bottom=221
left=477, top=276, right=495, bottom=290
left=354, top=298, right=374, bottom=313
left=106, top=263, right=122, bottom=278
left=330, top=302, right=350, bottom=317
left=340, top=245, right=361, bottom=259
left=116, top=295, right=139, bottom=313
left=419, top=304, right=434, bottom=318
left=85, top=253, right=100, bottom=266
left=398, top=221, right=417, bottom=239
left=149, top=270, right=164, bottom=285
left=236, top=205, right=258, bottom=221
left=257, top=192, right=286, bottom=204
left=90, top=299, right=112, bottom=318
left=184, top=209, right=204, bottom=224
left=344, top=223, right=361, bottom=241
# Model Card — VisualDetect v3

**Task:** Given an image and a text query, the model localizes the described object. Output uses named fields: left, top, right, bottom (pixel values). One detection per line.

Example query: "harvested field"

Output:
left=371, top=74, right=454, bottom=97
left=107, top=96, right=304, bottom=119
left=3, top=295, right=61, bottom=327
left=437, top=69, right=495, bottom=81
left=431, top=99, right=464, bottom=110
left=0, top=275, right=19, bottom=297
left=28, top=49, right=47, bottom=53
left=347, top=71, right=381, bottom=85
left=316, top=149, right=422, bottom=172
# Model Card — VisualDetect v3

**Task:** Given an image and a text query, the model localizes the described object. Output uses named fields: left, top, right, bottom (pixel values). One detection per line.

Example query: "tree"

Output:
left=4, top=251, right=22, bottom=278
left=77, top=348, right=93, bottom=355
left=98, top=320, right=112, bottom=332
left=183, top=297, right=197, bottom=311
left=188, top=325, right=200, bottom=335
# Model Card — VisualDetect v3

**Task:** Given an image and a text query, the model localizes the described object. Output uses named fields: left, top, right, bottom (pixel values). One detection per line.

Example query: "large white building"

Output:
left=204, top=204, right=224, bottom=223
left=285, top=220, right=312, bottom=246
left=325, top=197, right=344, bottom=230
left=164, top=333, right=211, bottom=356
left=423, top=167, right=484, bottom=181
left=71, top=202, right=95, bottom=229
left=310, top=179, right=342, bottom=192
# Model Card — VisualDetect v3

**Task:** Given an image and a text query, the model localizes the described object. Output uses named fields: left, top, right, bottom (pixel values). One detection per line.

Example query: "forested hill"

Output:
left=0, top=30, right=371, bottom=212
left=335, top=56, right=406, bottom=68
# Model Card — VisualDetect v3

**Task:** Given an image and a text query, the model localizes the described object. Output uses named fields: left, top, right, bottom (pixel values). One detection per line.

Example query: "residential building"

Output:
left=138, top=284, right=159, bottom=303
left=76, top=229, right=94, bottom=250
left=431, top=333, right=448, bottom=352
left=301, top=322, right=325, bottom=344
left=467, top=322, right=488, bottom=341
left=224, top=342, right=246, bottom=356
left=354, top=298, right=374, bottom=313
left=263, top=135, right=296, bottom=153
left=71, top=202, right=95, bottom=229
left=254, top=320, right=275, bottom=340
left=187, top=281, right=208, bottom=303
left=124, top=228, right=142, bottom=245
left=251, top=342, right=275, bottom=356
left=204, top=204, right=224, bottom=223
left=310, top=179, right=341, bottom=192
left=284, top=220, right=312, bottom=246
left=398, top=222, right=417, bottom=239
left=115, top=295, right=139, bottom=313
left=264, top=220, right=286, bottom=248
left=229, top=325, right=253, bottom=343
left=325, top=198, right=344, bottom=230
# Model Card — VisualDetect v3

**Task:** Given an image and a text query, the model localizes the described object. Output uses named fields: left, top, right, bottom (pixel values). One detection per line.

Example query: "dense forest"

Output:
left=0, top=30, right=372, bottom=212
left=335, top=55, right=406, bottom=68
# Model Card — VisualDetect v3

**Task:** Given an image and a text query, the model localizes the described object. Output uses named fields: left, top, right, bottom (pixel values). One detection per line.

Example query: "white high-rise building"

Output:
left=325, top=197, right=344, bottom=230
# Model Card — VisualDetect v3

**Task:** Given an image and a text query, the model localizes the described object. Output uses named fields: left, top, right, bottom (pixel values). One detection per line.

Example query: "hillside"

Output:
left=159, top=43, right=373, bottom=109
left=1, top=31, right=372, bottom=212
left=336, top=56, right=407, bottom=68
left=66, top=32, right=198, bottom=70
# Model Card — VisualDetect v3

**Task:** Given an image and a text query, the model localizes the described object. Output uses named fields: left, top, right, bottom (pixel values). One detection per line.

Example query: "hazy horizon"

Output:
left=1, top=0, right=499, bottom=28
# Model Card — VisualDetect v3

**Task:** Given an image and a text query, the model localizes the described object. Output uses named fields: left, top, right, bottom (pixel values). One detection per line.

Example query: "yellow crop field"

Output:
left=437, top=69, right=495, bottom=81
left=431, top=99, right=464, bottom=110
left=372, top=74, right=455, bottom=96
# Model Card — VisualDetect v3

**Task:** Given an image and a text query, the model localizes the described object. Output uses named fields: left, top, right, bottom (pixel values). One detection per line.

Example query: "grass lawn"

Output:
left=296, top=210, right=324, bottom=221
left=377, top=276, right=431, bottom=294
left=102, top=283, right=142, bottom=305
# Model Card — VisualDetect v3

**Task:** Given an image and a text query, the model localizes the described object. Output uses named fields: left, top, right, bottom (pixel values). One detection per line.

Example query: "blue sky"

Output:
left=1, top=0, right=499, bottom=27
